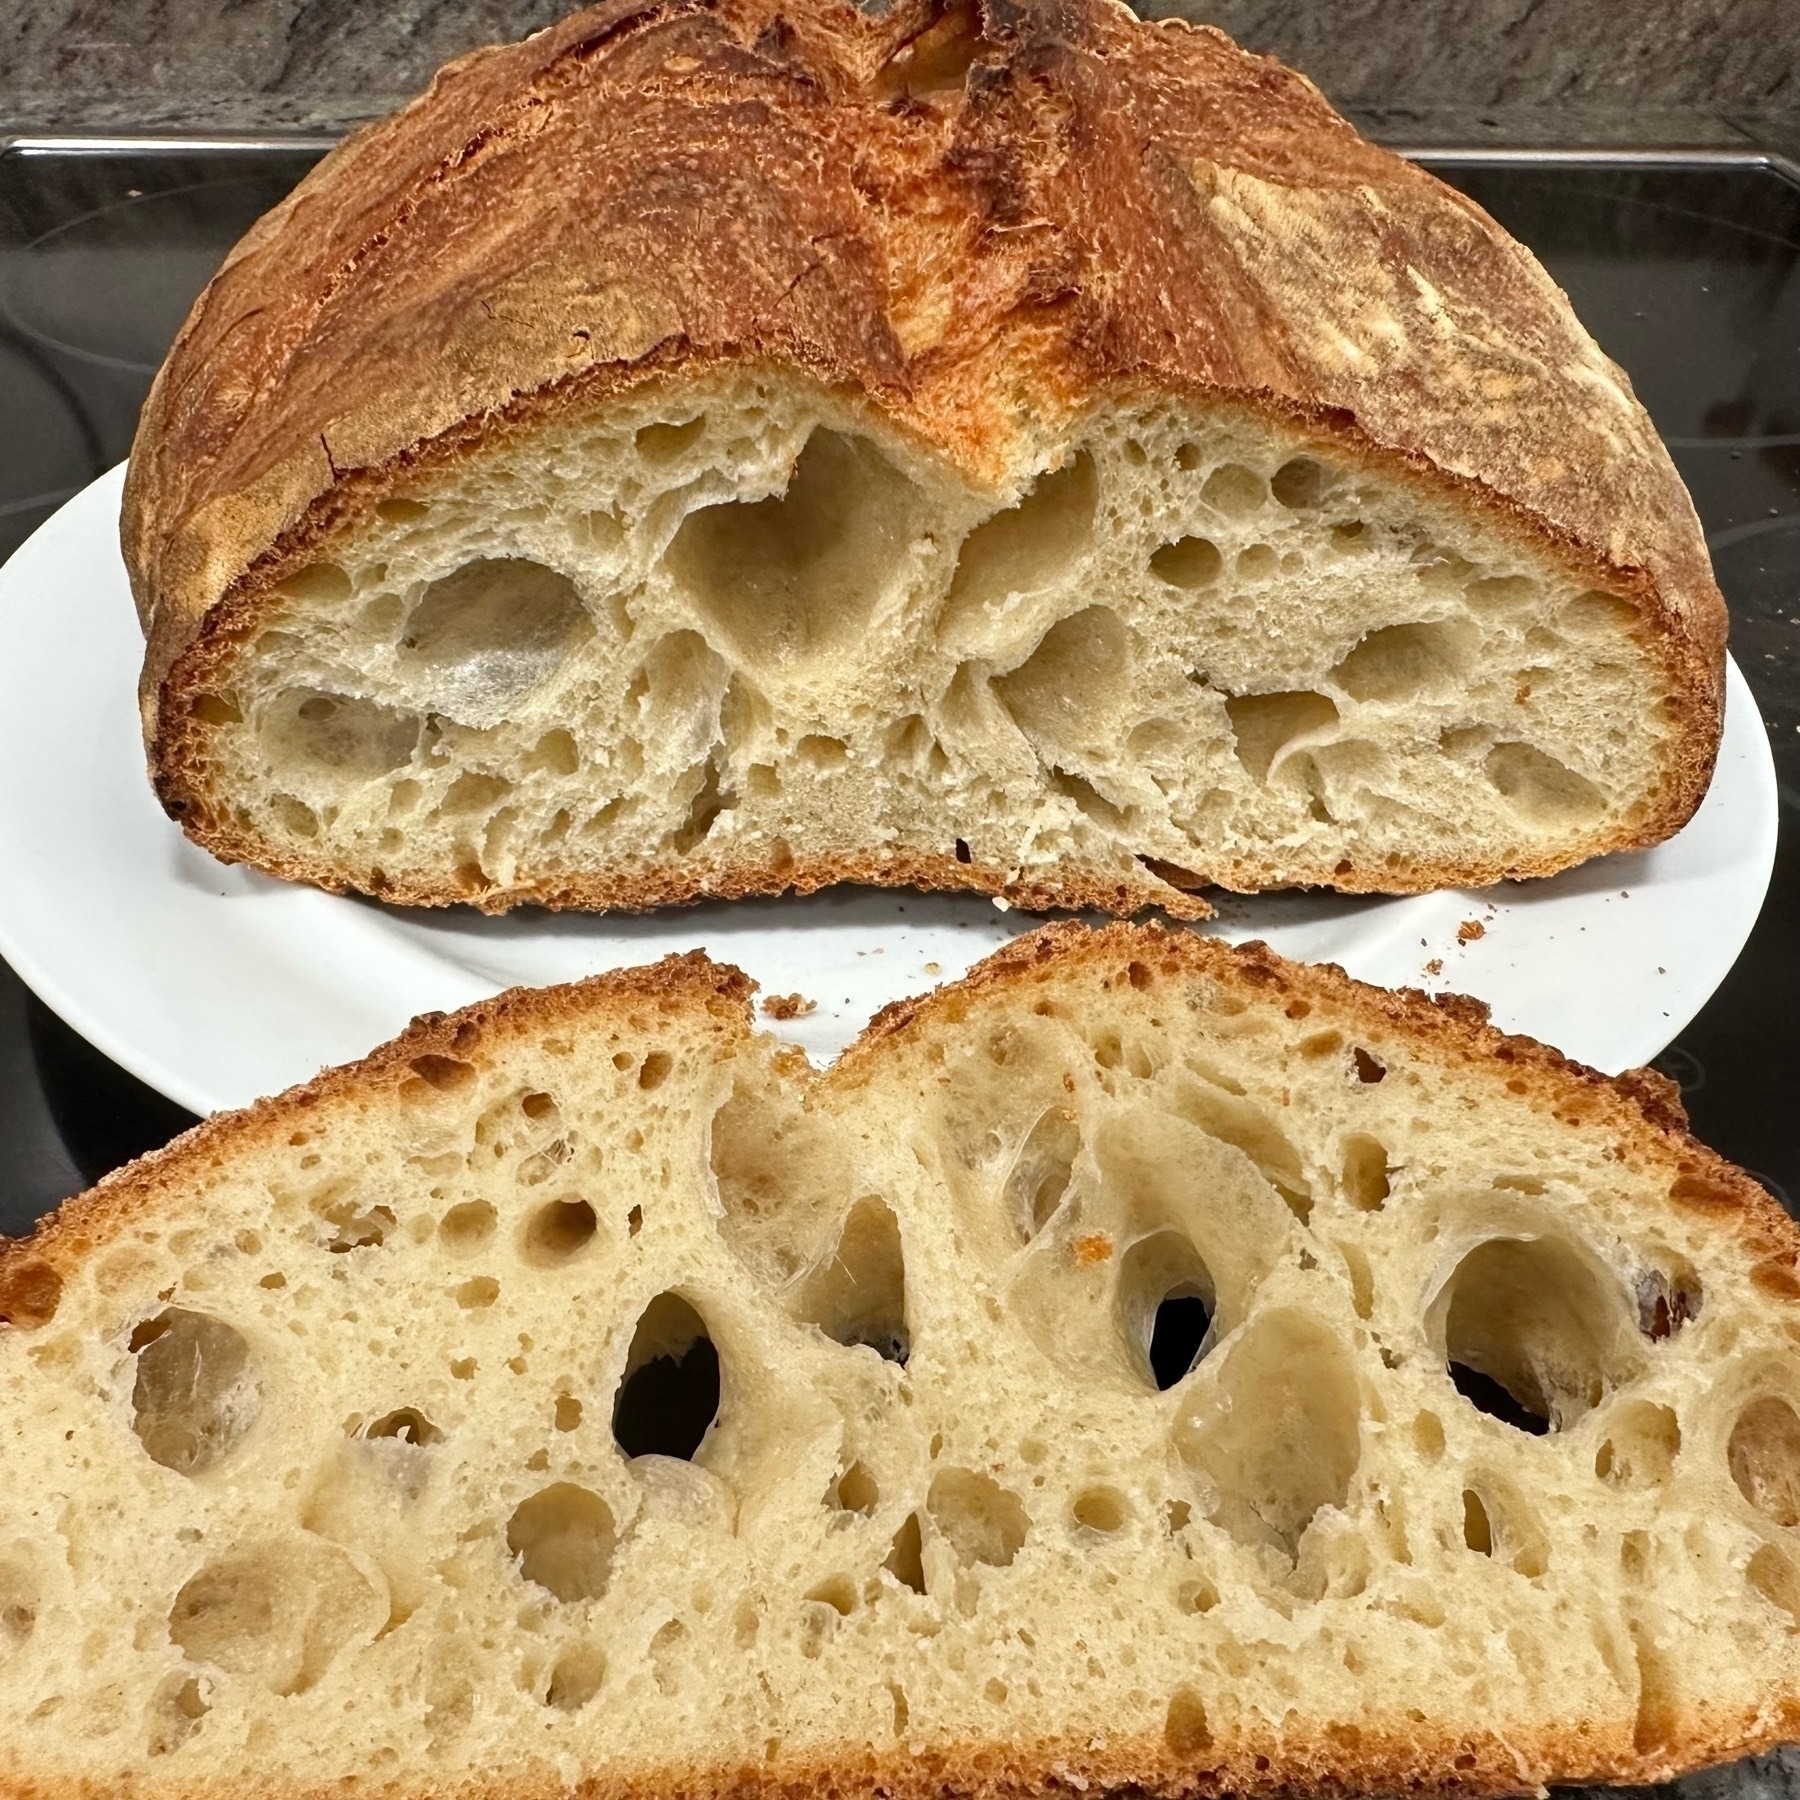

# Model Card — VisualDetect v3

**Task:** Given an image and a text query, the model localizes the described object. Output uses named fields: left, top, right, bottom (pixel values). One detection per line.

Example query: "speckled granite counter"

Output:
left=1, top=0, right=1797, bottom=144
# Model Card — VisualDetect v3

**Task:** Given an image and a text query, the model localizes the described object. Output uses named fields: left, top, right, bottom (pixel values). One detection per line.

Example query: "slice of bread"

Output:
left=1, top=923, right=1796, bottom=1796
left=122, top=0, right=1725, bottom=917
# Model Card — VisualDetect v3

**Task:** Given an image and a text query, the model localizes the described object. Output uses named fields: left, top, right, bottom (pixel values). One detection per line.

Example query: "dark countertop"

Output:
left=1, top=0, right=1798, bottom=148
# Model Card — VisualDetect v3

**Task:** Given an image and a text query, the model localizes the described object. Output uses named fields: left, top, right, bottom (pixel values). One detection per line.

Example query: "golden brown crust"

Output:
left=0, top=1707, right=1791, bottom=1800
left=9, top=925, right=1785, bottom=1315
left=0, top=949, right=758, bottom=1303
left=122, top=0, right=1726, bottom=912
left=1, top=924, right=1794, bottom=1793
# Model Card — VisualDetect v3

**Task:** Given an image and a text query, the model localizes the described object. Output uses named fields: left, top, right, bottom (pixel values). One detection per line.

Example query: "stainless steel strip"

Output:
left=1400, top=145, right=1800, bottom=188
left=5, top=131, right=1796, bottom=193
left=0, top=134, right=345, bottom=156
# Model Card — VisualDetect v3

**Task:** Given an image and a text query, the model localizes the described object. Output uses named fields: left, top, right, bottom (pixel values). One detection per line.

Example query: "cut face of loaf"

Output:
left=125, top=0, right=1727, bottom=914
left=172, top=377, right=1686, bottom=914
left=2, top=924, right=1798, bottom=1798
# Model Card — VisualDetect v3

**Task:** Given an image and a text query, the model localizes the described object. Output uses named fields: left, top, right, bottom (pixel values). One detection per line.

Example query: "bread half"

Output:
left=121, top=0, right=1725, bottom=915
left=0, top=924, right=1796, bottom=1795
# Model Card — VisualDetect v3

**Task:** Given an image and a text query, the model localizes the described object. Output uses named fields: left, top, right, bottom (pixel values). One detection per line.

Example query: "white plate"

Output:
left=0, top=466, right=1778, bottom=1116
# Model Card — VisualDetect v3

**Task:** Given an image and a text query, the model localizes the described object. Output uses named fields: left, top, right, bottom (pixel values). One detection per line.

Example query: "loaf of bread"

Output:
left=0, top=923, right=1795, bottom=1795
left=120, top=0, right=1725, bottom=916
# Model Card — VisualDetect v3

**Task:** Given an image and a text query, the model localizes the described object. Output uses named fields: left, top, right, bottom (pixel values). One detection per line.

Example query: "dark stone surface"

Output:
left=0, top=0, right=1796, bottom=145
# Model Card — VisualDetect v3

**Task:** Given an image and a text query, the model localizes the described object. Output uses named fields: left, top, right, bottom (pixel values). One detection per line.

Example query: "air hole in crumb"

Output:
left=1150, top=536, right=1222, bottom=589
left=545, top=1643, right=606, bottom=1710
left=635, top=417, right=705, bottom=463
left=954, top=839, right=972, bottom=864
left=0, top=1258, right=62, bottom=1329
left=1004, top=1110, right=1079, bottom=1241
left=627, top=1206, right=644, bottom=1237
left=796, top=734, right=849, bottom=772
left=262, top=690, right=418, bottom=782
left=929, top=1469, right=1029, bottom=1567
left=1341, top=1133, right=1391, bottom=1210
left=1485, top=741, right=1606, bottom=827
left=130, top=1309, right=259, bottom=1476
left=1449, top=1362, right=1548, bottom=1435
left=409, top=1055, right=475, bottom=1094
left=438, top=1201, right=496, bottom=1253
left=455, top=1277, right=500, bottom=1310
left=940, top=453, right=1098, bottom=645
left=638, top=1052, right=673, bottom=1091
left=364, top=1407, right=444, bottom=1446
left=1200, top=464, right=1266, bottom=517
left=1271, top=458, right=1326, bottom=509
left=0, top=1561, right=39, bottom=1657
left=666, top=429, right=923, bottom=669
left=507, top=1485, right=616, bottom=1603
left=525, top=729, right=580, bottom=778
left=1226, top=690, right=1337, bottom=783
left=1596, top=1402, right=1680, bottom=1488
left=1750, top=1544, right=1800, bottom=1625
left=1560, top=590, right=1641, bottom=636
left=191, top=692, right=241, bottom=727
left=806, top=1575, right=857, bottom=1616
left=794, top=1197, right=909, bottom=1363
left=527, top=1199, right=598, bottom=1266
left=1119, top=1232, right=1215, bottom=1390
left=995, top=607, right=1129, bottom=754
left=167, top=1540, right=375, bottom=1695
left=1352, top=1048, right=1386, bottom=1084
left=1072, top=1487, right=1129, bottom=1534
left=441, top=771, right=511, bottom=816
left=148, top=1671, right=208, bottom=1754
left=1440, top=1237, right=1634, bottom=1434
left=884, top=1514, right=926, bottom=1593
left=1462, top=1489, right=1493, bottom=1555
left=1177, top=1574, right=1217, bottom=1613
left=613, top=1293, right=720, bottom=1462
left=1150, top=1294, right=1213, bottom=1389
left=1332, top=620, right=1476, bottom=704
left=1730, top=1397, right=1800, bottom=1526
left=831, top=1461, right=880, bottom=1515
left=319, top=1202, right=394, bottom=1253
left=554, top=1395, right=583, bottom=1433
left=1165, top=1688, right=1213, bottom=1754
left=1175, top=1311, right=1361, bottom=1558
left=397, top=558, right=591, bottom=726
left=1636, top=1263, right=1703, bottom=1339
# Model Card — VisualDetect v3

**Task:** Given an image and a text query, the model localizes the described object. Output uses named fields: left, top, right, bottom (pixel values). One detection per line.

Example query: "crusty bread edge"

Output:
left=2, top=922, right=1793, bottom=1795
left=0, top=949, right=758, bottom=1325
